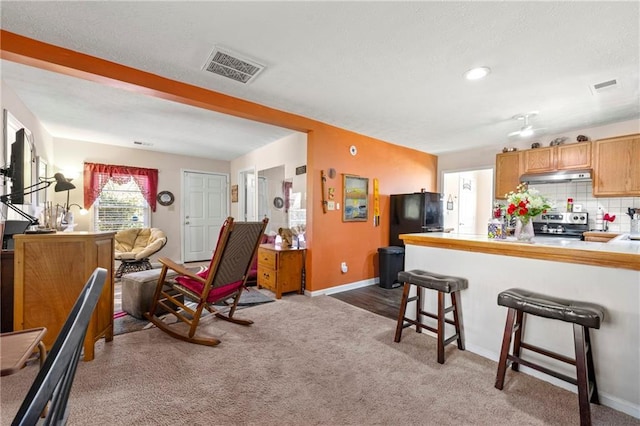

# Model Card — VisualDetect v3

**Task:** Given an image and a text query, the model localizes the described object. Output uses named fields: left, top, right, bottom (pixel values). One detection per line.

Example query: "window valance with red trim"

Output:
left=83, top=162, right=159, bottom=212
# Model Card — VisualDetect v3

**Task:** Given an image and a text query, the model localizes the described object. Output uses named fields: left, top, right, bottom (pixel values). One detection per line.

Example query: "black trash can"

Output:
left=378, top=246, right=405, bottom=289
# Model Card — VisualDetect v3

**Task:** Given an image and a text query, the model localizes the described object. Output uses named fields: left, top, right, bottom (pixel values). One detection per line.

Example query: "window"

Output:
left=94, top=177, right=150, bottom=231
left=84, top=162, right=158, bottom=231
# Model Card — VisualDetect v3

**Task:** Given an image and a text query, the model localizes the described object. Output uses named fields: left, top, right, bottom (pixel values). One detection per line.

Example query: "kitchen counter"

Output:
left=400, top=232, right=639, bottom=270
left=400, top=232, right=640, bottom=418
left=583, top=231, right=622, bottom=242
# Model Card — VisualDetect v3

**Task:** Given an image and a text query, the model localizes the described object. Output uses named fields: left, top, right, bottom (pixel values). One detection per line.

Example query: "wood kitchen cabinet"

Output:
left=495, top=151, right=522, bottom=199
left=257, top=244, right=305, bottom=299
left=592, top=134, right=640, bottom=196
left=13, top=231, right=115, bottom=361
left=522, top=142, right=591, bottom=174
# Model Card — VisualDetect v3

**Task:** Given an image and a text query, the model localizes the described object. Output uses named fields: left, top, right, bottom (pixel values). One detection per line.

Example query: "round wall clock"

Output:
left=273, top=196, right=284, bottom=209
left=157, top=191, right=175, bottom=206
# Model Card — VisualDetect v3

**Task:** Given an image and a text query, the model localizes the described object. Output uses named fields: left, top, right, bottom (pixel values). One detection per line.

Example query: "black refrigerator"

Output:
left=389, top=192, right=444, bottom=246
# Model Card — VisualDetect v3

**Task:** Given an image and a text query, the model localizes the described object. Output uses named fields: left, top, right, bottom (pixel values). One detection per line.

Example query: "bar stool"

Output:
left=394, top=270, right=467, bottom=364
left=494, top=288, right=605, bottom=426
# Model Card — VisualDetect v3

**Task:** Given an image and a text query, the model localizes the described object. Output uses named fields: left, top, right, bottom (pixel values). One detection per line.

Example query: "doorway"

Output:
left=442, top=168, right=494, bottom=234
left=238, top=167, right=257, bottom=222
left=182, top=170, right=228, bottom=262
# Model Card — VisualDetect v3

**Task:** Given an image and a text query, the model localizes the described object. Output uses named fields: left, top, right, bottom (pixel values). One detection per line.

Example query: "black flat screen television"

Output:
left=9, top=128, right=30, bottom=204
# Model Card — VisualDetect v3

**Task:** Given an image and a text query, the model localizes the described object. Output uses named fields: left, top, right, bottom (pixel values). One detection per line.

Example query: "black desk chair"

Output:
left=11, top=268, right=107, bottom=426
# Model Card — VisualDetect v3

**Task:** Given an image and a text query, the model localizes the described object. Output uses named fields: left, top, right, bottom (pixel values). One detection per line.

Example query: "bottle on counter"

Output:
left=488, top=206, right=506, bottom=240
left=595, top=207, right=604, bottom=231
left=567, top=198, right=574, bottom=212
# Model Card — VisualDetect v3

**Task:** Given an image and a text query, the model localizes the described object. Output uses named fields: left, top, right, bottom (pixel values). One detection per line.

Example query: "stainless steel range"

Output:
left=532, top=212, right=589, bottom=239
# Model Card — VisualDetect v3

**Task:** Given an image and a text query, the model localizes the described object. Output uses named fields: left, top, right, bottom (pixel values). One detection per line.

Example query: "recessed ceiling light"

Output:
left=464, top=66, right=491, bottom=80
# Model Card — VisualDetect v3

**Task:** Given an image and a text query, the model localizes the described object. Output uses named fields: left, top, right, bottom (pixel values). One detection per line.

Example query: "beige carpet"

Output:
left=1, top=295, right=638, bottom=425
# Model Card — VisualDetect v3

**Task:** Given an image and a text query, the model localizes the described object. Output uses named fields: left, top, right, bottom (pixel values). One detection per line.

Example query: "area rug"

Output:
left=113, top=288, right=275, bottom=336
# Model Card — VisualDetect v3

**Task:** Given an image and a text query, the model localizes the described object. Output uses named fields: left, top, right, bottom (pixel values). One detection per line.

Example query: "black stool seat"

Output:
left=498, top=288, right=604, bottom=329
left=495, top=287, right=606, bottom=426
left=398, top=270, right=468, bottom=293
left=394, top=269, right=467, bottom=364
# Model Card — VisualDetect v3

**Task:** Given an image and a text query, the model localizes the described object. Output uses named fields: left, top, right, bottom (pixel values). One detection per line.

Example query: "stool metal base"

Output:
left=394, top=282, right=465, bottom=364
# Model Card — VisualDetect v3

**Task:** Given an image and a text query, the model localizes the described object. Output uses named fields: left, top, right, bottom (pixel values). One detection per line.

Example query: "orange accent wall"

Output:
left=0, top=30, right=437, bottom=293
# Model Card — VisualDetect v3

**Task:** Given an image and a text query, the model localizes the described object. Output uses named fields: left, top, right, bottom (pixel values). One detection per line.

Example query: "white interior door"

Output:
left=257, top=176, right=268, bottom=220
left=458, top=175, right=477, bottom=234
left=239, top=168, right=257, bottom=222
left=182, top=171, right=228, bottom=262
left=443, top=168, right=494, bottom=235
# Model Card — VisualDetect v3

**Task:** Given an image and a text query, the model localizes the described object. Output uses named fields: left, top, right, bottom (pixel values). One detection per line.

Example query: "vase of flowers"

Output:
left=505, top=183, right=552, bottom=242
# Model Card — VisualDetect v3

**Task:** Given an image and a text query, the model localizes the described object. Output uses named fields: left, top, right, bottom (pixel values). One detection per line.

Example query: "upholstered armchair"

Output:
left=114, top=228, right=167, bottom=278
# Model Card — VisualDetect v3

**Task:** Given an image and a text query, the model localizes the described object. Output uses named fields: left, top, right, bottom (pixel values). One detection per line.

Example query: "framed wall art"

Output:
left=231, top=184, right=238, bottom=203
left=343, top=175, right=368, bottom=222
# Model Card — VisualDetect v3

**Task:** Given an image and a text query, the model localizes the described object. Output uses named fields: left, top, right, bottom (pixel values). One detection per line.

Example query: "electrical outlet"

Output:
left=340, top=262, right=348, bottom=273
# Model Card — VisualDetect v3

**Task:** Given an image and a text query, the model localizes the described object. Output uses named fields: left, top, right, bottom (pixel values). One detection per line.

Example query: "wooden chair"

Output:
left=11, top=268, right=107, bottom=425
left=145, top=217, right=268, bottom=346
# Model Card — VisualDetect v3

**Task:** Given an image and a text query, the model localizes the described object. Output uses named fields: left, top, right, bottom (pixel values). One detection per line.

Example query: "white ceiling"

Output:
left=1, top=1, right=639, bottom=160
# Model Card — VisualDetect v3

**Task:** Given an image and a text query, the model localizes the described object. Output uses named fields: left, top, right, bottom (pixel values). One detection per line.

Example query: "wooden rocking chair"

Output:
left=144, top=217, right=268, bottom=346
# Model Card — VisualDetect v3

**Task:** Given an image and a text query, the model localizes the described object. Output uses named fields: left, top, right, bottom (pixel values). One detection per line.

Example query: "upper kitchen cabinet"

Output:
left=593, top=134, right=640, bottom=196
left=522, top=142, right=591, bottom=174
left=495, top=151, right=522, bottom=199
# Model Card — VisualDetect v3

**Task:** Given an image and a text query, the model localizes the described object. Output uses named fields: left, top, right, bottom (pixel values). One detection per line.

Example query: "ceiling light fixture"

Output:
left=508, top=111, right=544, bottom=138
left=519, top=126, right=534, bottom=137
left=464, top=66, right=491, bottom=80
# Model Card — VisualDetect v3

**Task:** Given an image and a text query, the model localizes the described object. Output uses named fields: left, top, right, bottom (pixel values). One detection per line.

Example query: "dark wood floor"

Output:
left=329, top=284, right=403, bottom=321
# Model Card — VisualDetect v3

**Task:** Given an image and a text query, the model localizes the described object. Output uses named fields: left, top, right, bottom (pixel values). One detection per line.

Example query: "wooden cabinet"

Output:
left=257, top=244, right=305, bottom=299
left=1, top=250, right=15, bottom=332
left=523, top=146, right=555, bottom=173
left=495, top=151, right=522, bottom=199
left=13, top=232, right=115, bottom=361
left=593, top=134, right=640, bottom=196
left=522, top=142, right=591, bottom=174
left=557, top=142, right=592, bottom=170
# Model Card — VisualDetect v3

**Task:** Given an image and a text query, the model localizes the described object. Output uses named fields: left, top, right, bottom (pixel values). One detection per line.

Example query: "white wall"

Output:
left=1, top=82, right=55, bottom=214
left=230, top=132, right=307, bottom=225
left=54, top=137, right=229, bottom=261
left=258, top=165, right=287, bottom=234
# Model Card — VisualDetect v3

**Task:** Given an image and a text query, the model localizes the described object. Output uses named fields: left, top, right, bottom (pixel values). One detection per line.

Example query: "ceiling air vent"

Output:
left=590, top=78, right=619, bottom=95
left=202, top=47, right=265, bottom=84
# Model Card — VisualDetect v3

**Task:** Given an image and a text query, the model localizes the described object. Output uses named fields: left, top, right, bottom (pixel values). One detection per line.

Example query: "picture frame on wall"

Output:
left=231, top=184, right=238, bottom=203
left=343, top=175, right=368, bottom=222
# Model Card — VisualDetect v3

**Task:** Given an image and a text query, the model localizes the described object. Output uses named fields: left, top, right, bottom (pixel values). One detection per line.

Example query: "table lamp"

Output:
left=0, top=173, right=75, bottom=228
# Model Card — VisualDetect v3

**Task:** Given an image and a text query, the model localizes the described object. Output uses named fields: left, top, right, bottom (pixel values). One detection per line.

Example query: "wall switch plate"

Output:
left=327, top=201, right=335, bottom=210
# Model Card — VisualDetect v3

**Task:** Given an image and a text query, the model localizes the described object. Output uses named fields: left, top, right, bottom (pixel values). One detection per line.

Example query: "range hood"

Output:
left=520, top=169, right=592, bottom=184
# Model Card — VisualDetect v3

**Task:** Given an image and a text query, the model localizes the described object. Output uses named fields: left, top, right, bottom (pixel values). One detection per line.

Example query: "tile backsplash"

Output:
left=528, top=182, right=640, bottom=233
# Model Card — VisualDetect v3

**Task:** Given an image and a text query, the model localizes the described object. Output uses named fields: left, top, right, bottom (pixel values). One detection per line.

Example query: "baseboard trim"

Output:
left=465, top=342, right=640, bottom=419
left=305, top=278, right=378, bottom=297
